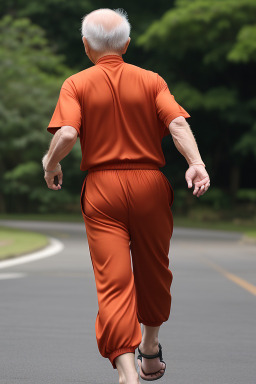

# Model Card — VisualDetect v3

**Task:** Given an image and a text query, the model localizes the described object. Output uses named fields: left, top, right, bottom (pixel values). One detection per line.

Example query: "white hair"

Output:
left=81, top=8, right=131, bottom=52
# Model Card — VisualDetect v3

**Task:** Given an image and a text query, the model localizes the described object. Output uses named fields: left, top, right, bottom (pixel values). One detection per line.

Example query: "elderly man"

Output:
left=42, top=8, right=210, bottom=384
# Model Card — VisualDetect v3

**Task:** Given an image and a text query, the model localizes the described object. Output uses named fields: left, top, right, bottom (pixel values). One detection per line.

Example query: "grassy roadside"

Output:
left=0, top=213, right=255, bottom=239
left=173, top=217, right=256, bottom=239
left=0, top=213, right=84, bottom=223
left=0, top=226, right=49, bottom=261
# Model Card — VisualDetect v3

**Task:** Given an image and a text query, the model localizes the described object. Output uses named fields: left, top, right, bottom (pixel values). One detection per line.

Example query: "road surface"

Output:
left=0, top=220, right=255, bottom=384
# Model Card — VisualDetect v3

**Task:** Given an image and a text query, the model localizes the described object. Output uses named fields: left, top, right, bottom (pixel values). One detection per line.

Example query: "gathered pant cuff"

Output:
left=110, top=346, right=140, bottom=369
left=137, top=317, right=164, bottom=327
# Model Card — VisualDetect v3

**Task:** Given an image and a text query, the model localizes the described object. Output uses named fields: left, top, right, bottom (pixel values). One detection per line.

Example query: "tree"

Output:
left=137, top=0, right=256, bottom=199
left=0, top=0, right=93, bottom=69
left=0, top=0, right=175, bottom=70
left=0, top=15, right=81, bottom=212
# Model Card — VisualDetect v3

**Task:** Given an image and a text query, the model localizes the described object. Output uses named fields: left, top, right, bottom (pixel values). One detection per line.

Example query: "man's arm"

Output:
left=42, top=125, right=78, bottom=191
left=169, top=116, right=210, bottom=197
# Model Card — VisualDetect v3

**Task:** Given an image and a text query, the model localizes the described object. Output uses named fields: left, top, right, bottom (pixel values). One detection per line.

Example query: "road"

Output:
left=0, top=220, right=255, bottom=384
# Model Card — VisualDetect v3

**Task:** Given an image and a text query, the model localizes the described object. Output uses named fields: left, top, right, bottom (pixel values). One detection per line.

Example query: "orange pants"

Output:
left=80, top=163, right=174, bottom=369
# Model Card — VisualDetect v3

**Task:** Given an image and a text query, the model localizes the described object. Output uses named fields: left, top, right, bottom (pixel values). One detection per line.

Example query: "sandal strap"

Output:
left=137, top=343, right=163, bottom=360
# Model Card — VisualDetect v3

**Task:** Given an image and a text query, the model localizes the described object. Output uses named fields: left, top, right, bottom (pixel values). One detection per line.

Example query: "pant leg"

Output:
left=80, top=171, right=142, bottom=369
left=126, top=169, right=174, bottom=326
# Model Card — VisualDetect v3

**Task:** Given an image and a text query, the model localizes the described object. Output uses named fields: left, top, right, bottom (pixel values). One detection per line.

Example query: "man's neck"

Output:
left=92, top=51, right=122, bottom=64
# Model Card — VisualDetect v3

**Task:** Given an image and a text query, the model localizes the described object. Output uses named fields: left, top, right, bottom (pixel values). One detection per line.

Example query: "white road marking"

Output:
left=0, top=273, right=26, bottom=279
left=0, top=238, right=64, bottom=270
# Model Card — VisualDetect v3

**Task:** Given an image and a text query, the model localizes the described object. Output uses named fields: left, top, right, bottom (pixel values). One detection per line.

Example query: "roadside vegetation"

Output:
left=0, top=227, right=49, bottom=261
left=0, top=213, right=255, bottom=240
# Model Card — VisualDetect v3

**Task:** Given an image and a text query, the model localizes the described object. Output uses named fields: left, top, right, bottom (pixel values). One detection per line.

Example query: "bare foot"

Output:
left=116, top=352, right=140, bottom=384
left=137, top=342, right=166, bottom=380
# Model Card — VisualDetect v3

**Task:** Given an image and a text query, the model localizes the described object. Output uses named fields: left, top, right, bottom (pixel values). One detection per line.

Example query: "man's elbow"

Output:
left=169, top=116, right=189, bottom=134
left=59, top=126, right=78, bottom=142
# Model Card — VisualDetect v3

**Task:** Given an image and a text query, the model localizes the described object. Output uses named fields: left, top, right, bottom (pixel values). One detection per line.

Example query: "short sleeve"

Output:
left=155, top=75, right=190, bottom=128
left=47, top=78, right=82, bottom=136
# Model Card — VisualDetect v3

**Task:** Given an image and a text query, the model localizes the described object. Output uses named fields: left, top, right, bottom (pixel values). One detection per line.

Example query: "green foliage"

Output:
left=0, top=0, right=93, bottom=69
left=0, top=0, right=176, bottom=69
left=228, top=25, right=256, bottom=63
left=4, top=162, right=41, bottom=194
left=233, top=123, right=256, bottom=156
left=138, top=0, right=256, bottom=58
left=237, top=189, right=256, bottom=203
left=0, top=15, right=69, bottom=162
left=0, top=15, right=81, bottom=212
left=172, top=187, right=231, bottom=212
left=198, top=188, right=231, bottom=210
left=138, top=0, right=256, bottom=197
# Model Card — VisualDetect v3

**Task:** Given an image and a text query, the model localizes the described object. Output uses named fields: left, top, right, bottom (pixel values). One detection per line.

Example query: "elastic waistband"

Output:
left=88, top=162, right=160, bottom=173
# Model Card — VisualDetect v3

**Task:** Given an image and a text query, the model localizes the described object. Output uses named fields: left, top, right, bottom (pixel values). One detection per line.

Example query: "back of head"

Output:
left=81, top=8, right=131, bottom=53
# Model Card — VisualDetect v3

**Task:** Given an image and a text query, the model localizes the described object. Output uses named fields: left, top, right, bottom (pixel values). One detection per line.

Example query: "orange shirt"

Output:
left=47, top=55, right=190, bottom=171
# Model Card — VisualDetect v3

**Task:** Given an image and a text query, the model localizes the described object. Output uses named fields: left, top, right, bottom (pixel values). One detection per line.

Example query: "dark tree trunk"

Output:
left=229, top=164, right=241, bottom=203
left=0, top=193, right=6, bottom=213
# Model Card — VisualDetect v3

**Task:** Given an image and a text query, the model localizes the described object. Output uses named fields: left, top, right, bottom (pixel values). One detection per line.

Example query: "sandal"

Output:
left=137, top=343, right=166, bottom=381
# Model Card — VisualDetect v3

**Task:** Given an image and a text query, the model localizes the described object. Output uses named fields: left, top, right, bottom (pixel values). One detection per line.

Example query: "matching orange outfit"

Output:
left=47, top=54, right=190, bottom=369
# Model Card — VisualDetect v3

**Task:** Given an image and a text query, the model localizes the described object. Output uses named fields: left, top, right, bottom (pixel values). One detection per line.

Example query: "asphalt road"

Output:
left=0, top=220, right=255, bottom=384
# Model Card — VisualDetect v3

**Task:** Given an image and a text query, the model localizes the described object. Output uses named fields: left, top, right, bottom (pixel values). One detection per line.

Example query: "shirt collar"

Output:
left=95, top=54, right=124, bottom=65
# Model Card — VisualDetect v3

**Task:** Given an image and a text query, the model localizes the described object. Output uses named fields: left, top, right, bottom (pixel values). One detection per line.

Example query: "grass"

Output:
left=0, top=213, right=84, bottom=223
left=244, top=230, right=256, bottom=239
left=0, top=212, right=255, bottom=239
left=173, top=216, right=256, bottom=238
left=0, top=226, right=49, bottom=261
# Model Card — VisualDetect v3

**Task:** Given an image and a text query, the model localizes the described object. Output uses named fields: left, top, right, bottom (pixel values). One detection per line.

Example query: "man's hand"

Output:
left=44, top=163, right=63, bottom=191
left=42, top=125, right=78, bottom=191
left=185, top=164, right=210, bottom=197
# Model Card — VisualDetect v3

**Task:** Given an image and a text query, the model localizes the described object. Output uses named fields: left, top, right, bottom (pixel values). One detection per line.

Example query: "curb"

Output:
left=0, top=237, right=64, bottom=269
